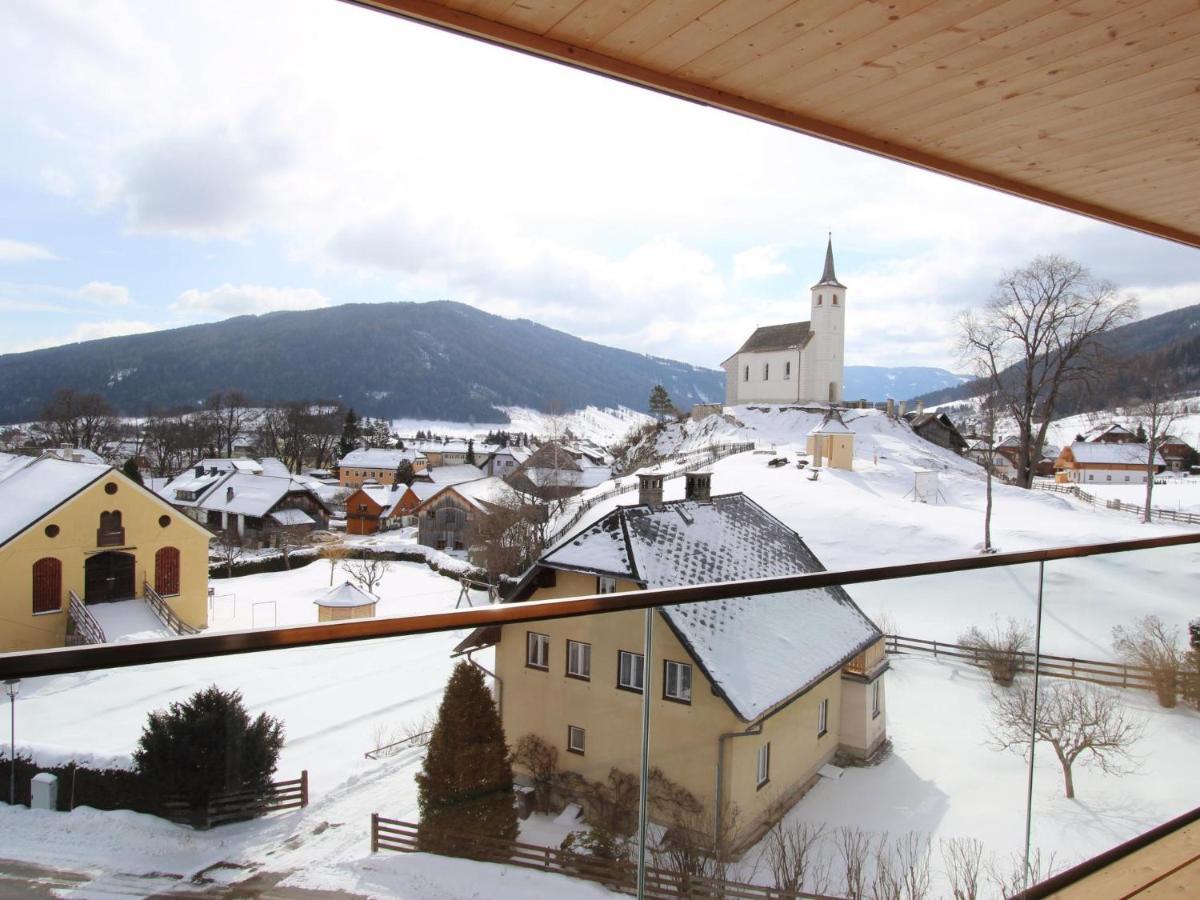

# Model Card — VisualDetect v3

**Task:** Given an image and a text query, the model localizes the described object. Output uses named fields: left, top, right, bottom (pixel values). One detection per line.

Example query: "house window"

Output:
left=756, top=743, right=770, bottom=788
left=597, top=575, right=616, bottom=594
left=784, top=361, right=791, bottom=380
left=763, top=363, right=769, bottom=380
left=567, top=640, right=591, bottom=680
left=567, top=725, right=586, bottom=755
left=155, top=546, right=181, bottom=596
left=818, top=698, right=829, bottom=737
left=872, top=680, right=882, bottom=719
left=526, top=631, right=550, bottom=670
left=618, top=650, right=644, bottom=692
left=97, top=510, right=124, bottom=547
left=744, top=365, right=749, bottom=382
left=663, top=660, right=692, bottom=703
left=32, top=557, right=62, bottom=614
left=1124, top=475, right=1130, bottom=482
left=1106, top=475, right=1112, bottom=482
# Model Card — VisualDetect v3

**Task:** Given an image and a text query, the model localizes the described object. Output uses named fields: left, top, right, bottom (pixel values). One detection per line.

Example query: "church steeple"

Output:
left=813, top=233, right=845, bottom=289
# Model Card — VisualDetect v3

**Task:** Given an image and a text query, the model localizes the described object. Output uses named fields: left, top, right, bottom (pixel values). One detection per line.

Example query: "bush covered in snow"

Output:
left=133, top=685, right=284, bottom=823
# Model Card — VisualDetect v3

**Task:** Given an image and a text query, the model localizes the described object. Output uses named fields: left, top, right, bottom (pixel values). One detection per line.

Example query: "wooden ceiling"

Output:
left=346, top=0, right=1200, bottom=248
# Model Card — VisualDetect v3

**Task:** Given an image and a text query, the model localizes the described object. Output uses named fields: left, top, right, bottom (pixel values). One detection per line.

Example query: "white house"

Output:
left=723, top=237, right=847, bottom=406
left=1055, top=442, right=1165, bottom=485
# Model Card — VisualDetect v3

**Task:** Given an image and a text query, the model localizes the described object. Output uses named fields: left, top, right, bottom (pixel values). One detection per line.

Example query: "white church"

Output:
left=723, top=237, right=846, bottom=406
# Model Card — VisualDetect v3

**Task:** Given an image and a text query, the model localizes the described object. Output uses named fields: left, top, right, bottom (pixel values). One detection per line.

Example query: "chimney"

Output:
left=638, top=472, right=663, bottom=506
left=917, top=399, right=925, bottom=414
left=195, top=466, right=204, bottom=477
left=886, top=399, right=895, bottom=417
left=684, top=471, right=711, bottom=502
left=899, top=401, right=908, bottom=417
left=226, top=486, right=235, bottom=502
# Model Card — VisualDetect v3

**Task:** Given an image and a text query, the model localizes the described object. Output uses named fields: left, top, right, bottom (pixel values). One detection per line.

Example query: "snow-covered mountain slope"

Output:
left=391, top=405, right=653, bottom=447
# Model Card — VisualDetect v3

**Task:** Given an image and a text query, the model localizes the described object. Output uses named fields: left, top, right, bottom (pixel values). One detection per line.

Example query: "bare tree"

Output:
left=939, top=836, right=984, bottom=900
left=958, top=256, right=1138, bottom=488
left=212, top=528, right=246, bottom=579
left=317, top=541, right=352, bottom=586
left=1112, top=615, right=1184, bottom=708
left=265, top=524, right=306, bottom=571
left=511, top=734, right=559, bottom=814
left=989, top=679, right=1143, bottom=798
left=979, top=391, right=998, bottom=553
left=471, top=495, right=547, bottom=578
left=837, top=825, right=872, bottom=899
left=345, top=554, right=387, bottom=594
left=1128, top=378, right=1183, bottom=523
left=985, top=848, right=1057, bottom=898
left=204, top=390, right=254, bottom=458
left=959, top=618, right=1032, bottom=686
left=34, top=388, right=120, bottom=452
left=765, top=817, right=830, bottom=897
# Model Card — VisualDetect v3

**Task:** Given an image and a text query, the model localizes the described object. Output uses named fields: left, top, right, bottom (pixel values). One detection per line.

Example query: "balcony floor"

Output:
left=1047, top=818, right=1200, bottom=898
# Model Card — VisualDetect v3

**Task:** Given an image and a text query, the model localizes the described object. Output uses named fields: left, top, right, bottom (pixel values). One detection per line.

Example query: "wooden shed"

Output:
left=314, top=581, right=378, bottom=622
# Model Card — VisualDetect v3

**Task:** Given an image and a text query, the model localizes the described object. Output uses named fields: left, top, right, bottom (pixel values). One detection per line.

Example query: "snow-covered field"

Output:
left=390, top=405, right=652, bottom=446
left=2, top=404, right=1198, bottom=896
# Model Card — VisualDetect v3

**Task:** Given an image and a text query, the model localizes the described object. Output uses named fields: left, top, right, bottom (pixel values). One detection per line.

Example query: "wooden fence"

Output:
left=545, top=441, right=755, bottom=546
left=66, top=591, right=106, bottom=646
left=370, top=816, right=839, bottom=900
left=1031, top=481, right=1200, bottom=526
left=885, top=634, right=1167, bottom=693
left=143, top=581, right=201, bottom=636
left=163, top=770, right=308, bottom=829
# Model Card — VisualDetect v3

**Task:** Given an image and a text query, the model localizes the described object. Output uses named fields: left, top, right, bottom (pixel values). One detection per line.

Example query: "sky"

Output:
left=1, top=0, right=1198, bottom=373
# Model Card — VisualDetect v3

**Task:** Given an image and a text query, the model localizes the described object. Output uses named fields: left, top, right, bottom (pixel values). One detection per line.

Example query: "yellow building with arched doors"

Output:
left=0, top=454, right=212, bottom=653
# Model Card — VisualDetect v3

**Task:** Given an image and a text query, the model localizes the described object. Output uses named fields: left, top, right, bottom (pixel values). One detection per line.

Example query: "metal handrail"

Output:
left=142, top=581, right=201, bottom=636
left=4, top=530, right=1198, bottom=680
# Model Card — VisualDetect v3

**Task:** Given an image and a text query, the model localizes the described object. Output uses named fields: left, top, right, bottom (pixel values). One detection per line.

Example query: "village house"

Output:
left=484, top=445, right=532, bottom=478
left=417, top=463, right=486, bottom=485
left=1158, top=436, right=1195, bottom=473
left=415, top=476, right=524, bottom=555
left=723, top=237, right=847, bottom=406
left=1084, top=423, right=1139, bottom=444
left=337, top=447, right=428, bottom=488
left=403, top=439, right=475, bottom=468
left=1055, top=441, right=1165, bottom=484
left=343, top=482, right=416, bottom=535
left=0, top=452, right=210, bottom=653
left=455, top=473, right=887, bottom=845
left=806, top=409, right=856, bottom=470
left=904, top=411, right=968, bottom=455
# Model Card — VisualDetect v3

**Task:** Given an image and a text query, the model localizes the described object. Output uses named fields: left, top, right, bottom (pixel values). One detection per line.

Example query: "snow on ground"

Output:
left=1043, top=396, right=1200, bottom=450
left=87, top=599, right=174, bottom=643
left=1060, top=472, right=1200, bottom=515
left=390, top=405, right=651, bottom=447
left=2, top=404, right=1197, bottom=895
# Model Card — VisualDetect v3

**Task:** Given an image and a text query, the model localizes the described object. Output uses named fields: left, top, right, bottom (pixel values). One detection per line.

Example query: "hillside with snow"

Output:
left=392, top=404, right=653, bottom=446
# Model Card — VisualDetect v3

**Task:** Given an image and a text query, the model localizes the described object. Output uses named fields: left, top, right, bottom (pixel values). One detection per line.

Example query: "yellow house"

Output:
left=806, top=409, right=855, bottom=470
left=0, top=454, right=211, bottom=653
left=457, top=477, right=887, bottom=846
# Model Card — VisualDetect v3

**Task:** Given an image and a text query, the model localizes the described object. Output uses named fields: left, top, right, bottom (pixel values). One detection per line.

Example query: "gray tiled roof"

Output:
left=541, top=493, right=880, bottom=721
left=732, top=321, right=812, bottom=355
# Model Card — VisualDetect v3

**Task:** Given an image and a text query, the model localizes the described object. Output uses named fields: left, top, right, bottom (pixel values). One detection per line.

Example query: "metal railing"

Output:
left=4, top=529, right=1198, bottom=680
left=66, top=590, right=106, bottom=646
left=142, top=581, right=201, bottom=636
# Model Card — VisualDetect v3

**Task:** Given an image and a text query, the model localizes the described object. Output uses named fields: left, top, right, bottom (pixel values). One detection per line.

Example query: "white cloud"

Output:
left=79, top=281, right=131, bottom=306
left=733, top=245, right=790, bottom=282
left=173, top=283, right=331, bottom=316
left=0, top=239, right=57, bottom=262
left=1126, top=282, right=1200, bottom=320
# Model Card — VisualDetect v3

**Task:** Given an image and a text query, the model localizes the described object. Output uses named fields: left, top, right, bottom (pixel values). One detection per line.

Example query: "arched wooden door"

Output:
left=85, top=551, right=135, bottom=603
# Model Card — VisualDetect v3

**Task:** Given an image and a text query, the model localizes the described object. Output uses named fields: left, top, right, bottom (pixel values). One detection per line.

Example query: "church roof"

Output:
left=812, top=235, right=846, bottom=289
left=730, top=321, right=812, bottom=357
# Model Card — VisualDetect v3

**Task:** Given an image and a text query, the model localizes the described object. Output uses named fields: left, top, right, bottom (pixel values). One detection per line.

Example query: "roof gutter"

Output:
left=715, top=722, right=763, bottom=846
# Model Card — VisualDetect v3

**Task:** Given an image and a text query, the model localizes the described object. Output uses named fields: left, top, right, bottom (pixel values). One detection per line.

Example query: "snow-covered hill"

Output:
left=391, top=405, right=652, bottom=447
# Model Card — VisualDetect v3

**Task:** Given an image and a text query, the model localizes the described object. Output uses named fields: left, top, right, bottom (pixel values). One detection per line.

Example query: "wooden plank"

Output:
left=499, top=0, right=587, bottom=35
left=591, top=0, right=729, bottom=60
left=635, top=0, right=799, bottom=74
left=544, top=0, right=660, bottom=48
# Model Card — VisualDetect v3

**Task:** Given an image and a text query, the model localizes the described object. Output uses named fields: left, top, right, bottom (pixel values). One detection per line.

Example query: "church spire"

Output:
left=813, top=233, right=845, bottom=288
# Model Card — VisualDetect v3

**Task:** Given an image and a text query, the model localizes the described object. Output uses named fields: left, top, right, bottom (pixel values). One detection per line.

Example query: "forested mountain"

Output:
left=917, top=301, right=1200, bottom=411
left=0, top=301, right=724, bottom=424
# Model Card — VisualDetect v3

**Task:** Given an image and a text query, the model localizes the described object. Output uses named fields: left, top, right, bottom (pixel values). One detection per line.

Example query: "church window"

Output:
left=784, top=361, right=791, bottom=380
left=817, top=294, right=823, bottom=305
left=763, top=363, right=769, bottom=380
left=833, top=293, right=839, bottom=306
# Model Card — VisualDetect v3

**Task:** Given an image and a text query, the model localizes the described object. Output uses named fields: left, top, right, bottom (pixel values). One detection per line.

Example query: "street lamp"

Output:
left=5, top=679, right=18, bottom=806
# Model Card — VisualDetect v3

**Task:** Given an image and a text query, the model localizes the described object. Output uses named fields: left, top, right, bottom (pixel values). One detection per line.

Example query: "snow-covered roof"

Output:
left=409, top=481, right=443, bottom=504
left=426, top=463, right=485, bottom=484
left=259, top=457, right=292, bottom=477
left=0, top=457, right=110, bottom=548
left=1065, top=442, right=1164, bottom=467
left=339, top=448, right=425, bottom=468
left=314, top=581, right=378, bottom=608
left=0, top=451, right=36, bottom=484
left=421, top=476, right=522, bottom=513
left=40, top=446, right=106, bottom=465
left=540, top=493, right=880, bottom=721
left=358, top=483, right=411, bottom=516
left=1086, top=423, right=1136, bottom=440
left=808, top=410, right=854, bottom=436
left=269, top=508, right=315, bottom=526
left=195, top=471, right=327, bottom=517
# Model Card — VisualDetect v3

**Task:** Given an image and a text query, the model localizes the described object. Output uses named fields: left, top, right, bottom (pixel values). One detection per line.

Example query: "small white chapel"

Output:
left=723, top=236, right=847, bottom=406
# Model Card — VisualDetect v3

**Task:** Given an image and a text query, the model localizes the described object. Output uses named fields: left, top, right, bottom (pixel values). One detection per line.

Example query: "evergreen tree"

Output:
left=1136, top=423, right=1148, bottom=442
left=338, top=409, right=361, bottom=460
left=121, top=457, right=144, bottom=486
left=466, top=438, right=476, bottom=465
left=417, top=662, right=517, bottom=857
left=649, top=383, right=674, bottom=421
left=394, top=459, right=415, bottom=486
